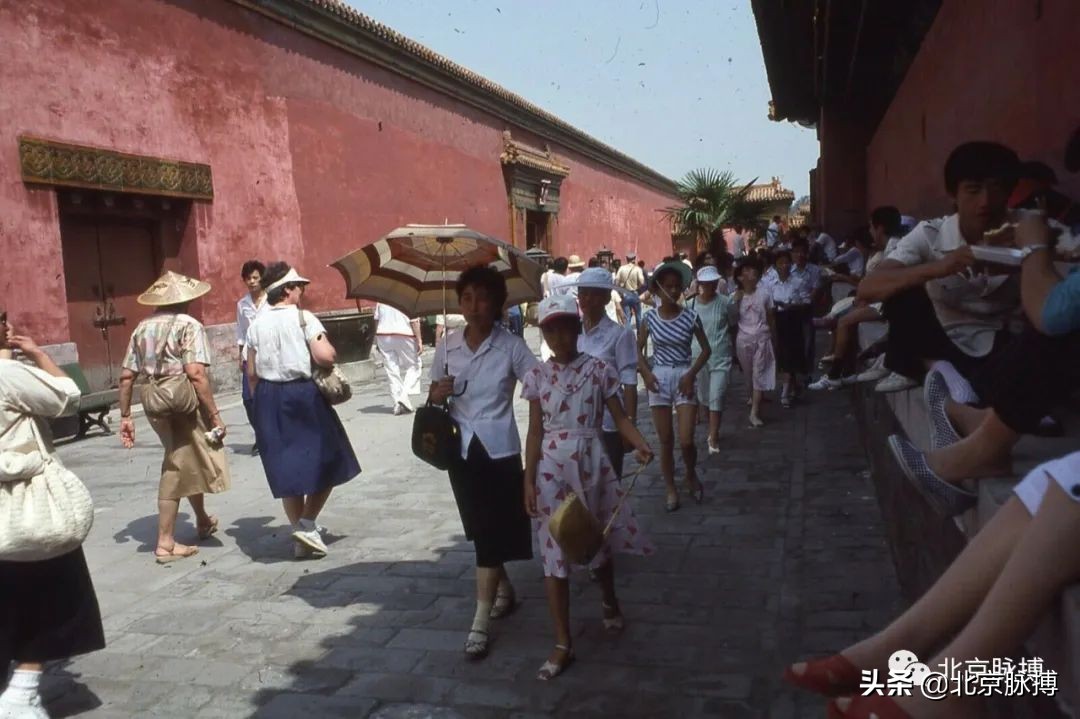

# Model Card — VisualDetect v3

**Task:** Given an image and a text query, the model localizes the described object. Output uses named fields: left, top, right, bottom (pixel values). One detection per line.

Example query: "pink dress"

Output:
left=735, top=288, right=777, bottom=392
left=521, top=354, right=655, bottom=578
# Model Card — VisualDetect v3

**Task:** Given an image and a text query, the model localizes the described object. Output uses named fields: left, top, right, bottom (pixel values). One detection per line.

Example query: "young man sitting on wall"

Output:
left=857, top=141, right=1023, bottom=393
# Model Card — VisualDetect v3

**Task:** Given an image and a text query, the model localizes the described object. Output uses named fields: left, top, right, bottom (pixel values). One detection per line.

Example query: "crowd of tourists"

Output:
left=3, top=138, right=1080, bottom=715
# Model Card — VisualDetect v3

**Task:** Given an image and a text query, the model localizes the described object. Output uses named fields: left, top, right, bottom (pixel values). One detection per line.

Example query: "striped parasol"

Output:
left=329, top=224, right=544, bottom=318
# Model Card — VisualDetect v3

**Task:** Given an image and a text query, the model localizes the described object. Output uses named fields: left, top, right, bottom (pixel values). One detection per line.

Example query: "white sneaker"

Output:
left=808, top=376, right=844, bottom=391
left=294, top=542, right=314, bottom=559
left=875, top=372, right=918, bottom=393
left=291, top=528, right=328, bottom=556
left=849, top=355, right=888, bottom=383
left=0, top=695, right=49, bottom=719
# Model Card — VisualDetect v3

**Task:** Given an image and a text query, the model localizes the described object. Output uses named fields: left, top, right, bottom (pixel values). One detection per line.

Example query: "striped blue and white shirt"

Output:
left=644, top=308, right=701, bottom=367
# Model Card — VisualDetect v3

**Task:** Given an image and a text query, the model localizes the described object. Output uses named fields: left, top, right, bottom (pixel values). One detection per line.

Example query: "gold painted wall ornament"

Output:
left=18, top=136, right=214, bottom=200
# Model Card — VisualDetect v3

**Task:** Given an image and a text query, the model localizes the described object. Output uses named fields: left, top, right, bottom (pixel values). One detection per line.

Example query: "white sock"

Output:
left=298, top=518, right=316, bottom=532
left=1, top=669, right=41, bottom=704
left=471, top=601, right=492, bottom=634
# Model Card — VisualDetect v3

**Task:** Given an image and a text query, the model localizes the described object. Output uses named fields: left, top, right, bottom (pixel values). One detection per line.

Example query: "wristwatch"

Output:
left=1020, top=244, right=1049, bottom=260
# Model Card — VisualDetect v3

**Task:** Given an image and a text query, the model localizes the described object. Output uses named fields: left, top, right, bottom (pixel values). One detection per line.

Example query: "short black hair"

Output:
left=790, top=237, right=809, bottom=252
left=853, top=228, right=874, bottom=248
left=241, top=260, right=265, bottom=280
left=870, top=206, right=902, bottom=236
left=773, top=249, right=793, bottom=264
left=551, top=257, right=569, bottom=273
left=693, top=251, right=714, bottom=269
left=772, top=215, right=781, bottom=221
left=943, top=141, right=1020, bottom=195
left=587, top=257, right=600, bottom=268
left=262, top=261, right=300, bottom=305
left=456, top=265, right=508, bottom=322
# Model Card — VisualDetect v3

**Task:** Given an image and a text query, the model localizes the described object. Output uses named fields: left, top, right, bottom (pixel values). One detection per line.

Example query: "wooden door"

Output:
left=61, top=215, right=158, bottom=391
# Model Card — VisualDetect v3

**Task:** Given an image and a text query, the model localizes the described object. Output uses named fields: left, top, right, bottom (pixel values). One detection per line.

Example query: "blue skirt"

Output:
left=253, top=379, right=361, bottom=498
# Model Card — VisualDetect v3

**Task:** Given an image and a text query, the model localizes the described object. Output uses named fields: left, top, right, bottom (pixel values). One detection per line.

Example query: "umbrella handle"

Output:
left=451, top=380, right=468, bottom=398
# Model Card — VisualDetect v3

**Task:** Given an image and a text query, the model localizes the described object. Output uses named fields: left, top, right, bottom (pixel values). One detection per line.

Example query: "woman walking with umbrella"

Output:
left=428, top=265, right=539, bottom=660
left=246, top=262, right=361, bottom=559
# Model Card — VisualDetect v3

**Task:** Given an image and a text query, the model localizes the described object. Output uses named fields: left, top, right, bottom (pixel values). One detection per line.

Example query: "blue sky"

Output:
left=348, top=0, right=819, bottom=198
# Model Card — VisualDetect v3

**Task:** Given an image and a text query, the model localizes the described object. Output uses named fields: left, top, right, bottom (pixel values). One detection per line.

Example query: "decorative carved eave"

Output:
left=500, top=132, right=570, bottom=178
left=230, top=0, right=676, bottom=195
left=18, top=136, right=213, bottom=200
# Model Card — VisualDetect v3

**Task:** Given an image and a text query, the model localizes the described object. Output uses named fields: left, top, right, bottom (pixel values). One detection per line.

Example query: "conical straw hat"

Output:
left=137, top=271, right=211, bottom=307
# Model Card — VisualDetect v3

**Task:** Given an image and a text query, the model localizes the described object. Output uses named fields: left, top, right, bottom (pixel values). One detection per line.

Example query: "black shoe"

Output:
left=251, top=443, right=260, bottom=456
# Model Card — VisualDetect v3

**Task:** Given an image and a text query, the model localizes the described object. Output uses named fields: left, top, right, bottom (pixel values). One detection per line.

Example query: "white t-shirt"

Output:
left=548, top=272, right=575, bottom=297
left=374, top=303, right=415, bottom=336
left=886, top=214, right=1019, bottom=357
left=246, top=305, right=326, bottom=382
left=815, top=232, right=839, bottom=262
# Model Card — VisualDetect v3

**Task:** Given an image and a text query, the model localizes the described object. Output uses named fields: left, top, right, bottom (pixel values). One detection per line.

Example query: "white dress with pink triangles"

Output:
left=521, top=354, right=655, bottom=578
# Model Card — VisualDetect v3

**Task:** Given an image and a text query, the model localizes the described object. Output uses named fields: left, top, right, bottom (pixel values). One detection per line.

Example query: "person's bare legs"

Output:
left=651, top=406, right=677, bottom=505
left=187, top=493, right=213, bottom=529
left=792, top=496, right=1029, bottom=683
left=282, top=496, right=304, bottom=525
left=156, top=498, right=194, bottom=555
left=302, top=487, right=332, bottom=521
left=926, top=411, right=1017, bottom=482
left=542, top=576, right=572, bottom=667
left=676, top=403, right=701, bottom=496
left=944, top=401, right=992, bottom=437
left=750, top=389, right=764, bottom=426
left=845, top=485, right=1080, bottom=718
left=708, top=409, right=722, bottom=449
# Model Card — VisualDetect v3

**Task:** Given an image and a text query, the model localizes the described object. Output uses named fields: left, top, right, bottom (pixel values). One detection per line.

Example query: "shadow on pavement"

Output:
left=39, top=665, right=102, bottom=718
left=112, top=511, right=201, bottom=553
left=225, top=516, right=346, bottom=565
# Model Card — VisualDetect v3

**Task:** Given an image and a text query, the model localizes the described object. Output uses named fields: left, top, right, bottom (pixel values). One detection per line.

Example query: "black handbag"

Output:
left=411, top=401, right=461, bottom=470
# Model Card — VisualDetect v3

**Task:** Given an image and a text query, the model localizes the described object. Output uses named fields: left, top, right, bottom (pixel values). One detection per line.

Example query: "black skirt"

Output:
left=0, top=547, right=105, bottom=668
left=447, top=437, right=533, bottom=568
left=775, top=307, right=811, bottom=375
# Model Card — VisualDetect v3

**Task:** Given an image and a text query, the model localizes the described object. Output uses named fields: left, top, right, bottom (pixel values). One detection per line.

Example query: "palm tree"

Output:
left=660, top=168, right=771, bottom=255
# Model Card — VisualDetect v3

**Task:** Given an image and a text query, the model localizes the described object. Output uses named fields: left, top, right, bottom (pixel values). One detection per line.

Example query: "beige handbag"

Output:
left=140, top=314, right=198, bottom=417
left=548, top=460, right=648, bottom=566
left=298, top=309, right=352, bottom=405
left=0, top=415, right=94, bottom=561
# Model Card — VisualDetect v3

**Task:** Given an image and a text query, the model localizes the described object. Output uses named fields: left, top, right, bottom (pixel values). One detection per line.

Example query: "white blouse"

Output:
left=246, top=305, right=326, bottom=382
left=431, top=324, right=538, bottom=460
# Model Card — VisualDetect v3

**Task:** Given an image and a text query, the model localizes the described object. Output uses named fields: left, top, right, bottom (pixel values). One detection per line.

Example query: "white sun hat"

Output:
left=537, top=293, right=580, bottom=325
left=266, top=267, right=311, bottom=292
left=696, top=266, right=722, bottom=283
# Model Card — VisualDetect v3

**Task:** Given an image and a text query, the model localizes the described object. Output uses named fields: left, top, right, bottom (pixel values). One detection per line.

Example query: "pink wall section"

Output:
left=0, top=0, right=675, bottom=346
left=865, top=0, right=1080, bottom=219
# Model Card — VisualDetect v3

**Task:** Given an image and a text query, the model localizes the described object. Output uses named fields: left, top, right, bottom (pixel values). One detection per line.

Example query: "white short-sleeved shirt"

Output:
left=374, top=303, right=415, bottom=337
left=886, top=214, right=1019, bottom=357
left=246, top=305, right=326, bottom=382
left=815, top=233, right=839, bottom=262
left=834, top=247, right=867, bottom=277
left=236, top=293, right=269, bottom=348
left=431, top=324, right=539, bottom=459
left=578, top=315, right=637, bottom=432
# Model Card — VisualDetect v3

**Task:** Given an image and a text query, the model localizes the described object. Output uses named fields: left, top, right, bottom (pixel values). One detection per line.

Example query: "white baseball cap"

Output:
left=537, top=293, right=579, bottom=325
left=696, top=266, right=721, bottom=283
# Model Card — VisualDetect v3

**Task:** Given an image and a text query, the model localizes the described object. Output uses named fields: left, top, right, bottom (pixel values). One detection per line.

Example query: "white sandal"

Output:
left=536, top=644, right=575, bottom=681
left=464, top=629, right=489, bottom=660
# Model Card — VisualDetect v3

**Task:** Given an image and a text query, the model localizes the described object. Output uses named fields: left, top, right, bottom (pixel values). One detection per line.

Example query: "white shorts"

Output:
left=1014, top=451, right=1080, bottom=515
left=696, top=367, right=730, bottom=412
left=648, top=365, right=697, bottom=408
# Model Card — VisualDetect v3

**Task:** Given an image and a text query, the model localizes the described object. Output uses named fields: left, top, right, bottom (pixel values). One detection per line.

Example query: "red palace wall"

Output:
left=0, top=0, right=675, bottom=347
left=865, top=0, right=1080, bottom=219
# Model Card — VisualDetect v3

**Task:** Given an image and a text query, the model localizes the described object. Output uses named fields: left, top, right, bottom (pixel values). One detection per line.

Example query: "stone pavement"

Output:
left=40, top=329, right=901, bottom=718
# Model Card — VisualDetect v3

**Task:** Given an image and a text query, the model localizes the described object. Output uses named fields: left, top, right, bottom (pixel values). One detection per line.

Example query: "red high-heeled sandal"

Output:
left=829, top=695, right=912, bottom=719
left=782, top=654, right=861, bottom=697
